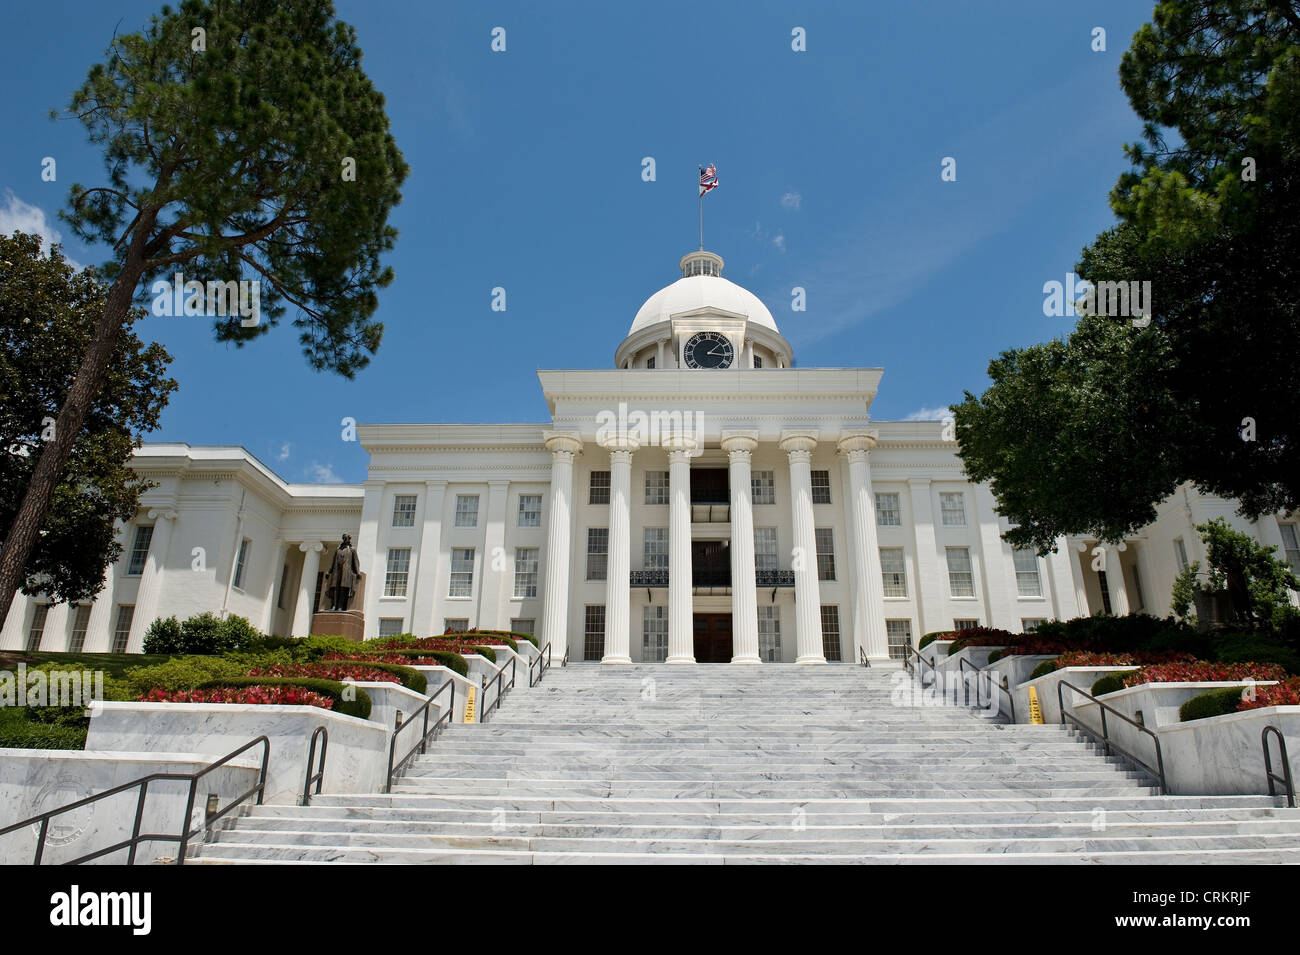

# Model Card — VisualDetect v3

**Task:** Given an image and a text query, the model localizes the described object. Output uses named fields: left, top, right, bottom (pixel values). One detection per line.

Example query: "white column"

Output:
left=1046, top=539, right=1083, bottom=620
left=602, top=439, right=636, bottom=663
left=261, top=539, right=286, bottom=633
left=540, top=433, right=581, bottom=661
left=781, top=431, right=825, bottom=664
left=974, top=484, right=1017, bottom=631
left=126, top=509, right=176, bottom=652
left=724, top=433, right=761, bottom=664
left=0, top=590, right=31, bottom=650
left=410, top=480, right=447, bottom=636
left=40, top=603, right=71, bottom=652
left=478, top=480, right=511, bottom=631
left=839, top=433, right=889, bottom=661
left=656, top=338, right=666, bottom=369
left=291, top=541, right=324, bottom=636
left=355, top=480, right=385, bottom=639
left=907, top=479, right=944, bottom=637
left=1105, top=543, right=1131, bottom=616
left=666, top=440, right=696, bottom=664
left=81, top=560, right=117, bottom=652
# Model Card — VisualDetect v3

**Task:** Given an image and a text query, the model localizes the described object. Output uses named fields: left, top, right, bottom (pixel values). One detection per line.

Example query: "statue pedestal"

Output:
left=309, top=611, right=365, bottom=643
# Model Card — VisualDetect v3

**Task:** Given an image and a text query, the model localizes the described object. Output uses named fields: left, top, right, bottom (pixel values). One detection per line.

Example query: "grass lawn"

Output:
left=0, top=704, right=87, bottom=750
left=0, top=650, right=170, bottom=678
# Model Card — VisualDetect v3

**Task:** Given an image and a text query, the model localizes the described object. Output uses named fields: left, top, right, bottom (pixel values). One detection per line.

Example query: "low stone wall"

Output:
left=983, top=655, right=1056, bottom=720
left=407, top=667, right=476, bottom=723
left=1015, top=667, right=1137, bottom=725
left=0, top=749, right=262, bottom=865
left=920, top=640, right=953, bottom=669
left=1158, top=706, right=1300, bottom=795
left=85, top=701, right=390, bottom=803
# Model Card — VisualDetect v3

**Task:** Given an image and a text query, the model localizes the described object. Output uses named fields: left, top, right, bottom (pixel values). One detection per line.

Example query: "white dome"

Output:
left=629, top=274, right=779, bottom=336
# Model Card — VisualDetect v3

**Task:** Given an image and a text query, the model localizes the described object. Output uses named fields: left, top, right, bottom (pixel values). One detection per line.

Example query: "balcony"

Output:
left=627, top=568, right=795, bottom=595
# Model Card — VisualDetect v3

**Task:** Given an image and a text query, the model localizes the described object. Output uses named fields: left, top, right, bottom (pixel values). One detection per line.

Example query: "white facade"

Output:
left=5, top=250, right=1297, bottom=661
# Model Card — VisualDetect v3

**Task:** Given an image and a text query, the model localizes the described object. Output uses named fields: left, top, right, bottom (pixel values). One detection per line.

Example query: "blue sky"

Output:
left=0, top=0, right=1152, bottom=484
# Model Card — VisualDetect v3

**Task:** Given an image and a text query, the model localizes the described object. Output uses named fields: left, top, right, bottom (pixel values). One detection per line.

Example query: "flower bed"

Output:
left=944, top=628, right=1016, bottom=654
left=1121, top=661, right=1288, bottom=688
left=139, top=685, right=335, bottom=709
left=329, top=649, right=468, bottom=678
left=245, top=660, right=426, bottom=694
left=368, top=633, right=517, bottom=654
left=1025, top=649, right=1196, bottom=677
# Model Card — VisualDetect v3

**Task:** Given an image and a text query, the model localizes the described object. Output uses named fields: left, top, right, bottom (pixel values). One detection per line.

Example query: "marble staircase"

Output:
left=191, top=664, right=1300, bottom=864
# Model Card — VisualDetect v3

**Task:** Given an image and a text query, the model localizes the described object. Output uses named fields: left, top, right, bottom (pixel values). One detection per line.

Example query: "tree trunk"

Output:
left=0, top=211, right=155, bottom=630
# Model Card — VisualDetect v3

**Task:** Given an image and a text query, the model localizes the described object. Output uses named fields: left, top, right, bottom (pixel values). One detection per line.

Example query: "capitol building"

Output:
left=4, top=249, right=1295, bottom=663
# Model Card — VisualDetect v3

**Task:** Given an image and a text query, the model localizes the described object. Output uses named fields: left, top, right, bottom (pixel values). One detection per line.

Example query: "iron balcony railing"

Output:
left=629, top=569, right=795, bottom=588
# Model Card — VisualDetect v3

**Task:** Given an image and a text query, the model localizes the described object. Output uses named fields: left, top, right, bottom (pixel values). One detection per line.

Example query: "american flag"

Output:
left=699, top=163, right=719, bottom=197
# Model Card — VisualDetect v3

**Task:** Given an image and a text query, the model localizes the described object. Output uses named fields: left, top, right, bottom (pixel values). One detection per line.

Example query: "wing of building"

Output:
left=6, top=249, right=1298, bottom=661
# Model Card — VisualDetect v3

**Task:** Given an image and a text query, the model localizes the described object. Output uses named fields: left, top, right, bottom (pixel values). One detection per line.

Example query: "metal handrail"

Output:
left=529, top=642, right=553, bottom=687
left=386, top=679, right=455, bottom=793
left=1262, top=725, right=1296, bottom=807
left=1057, top=680, right=1168, bottom=794
left=480, top=654, right=517, bottom=723
left=0, top=736, right=271, bottom=865
left=858, top=647, right=871, bottom=668
left=902, top=643, right=937, bottom=687
left=301, top=726, right=328, bottom=806
left=955, top=658, right=1016, bottom=721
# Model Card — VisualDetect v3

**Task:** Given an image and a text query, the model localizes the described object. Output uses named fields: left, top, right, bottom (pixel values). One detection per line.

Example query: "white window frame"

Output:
left=454, top=495, right=480, bottom=528
left=384, top=547, right=411, bottom=597
left=449, top=548, right=475, bottom=597
left=514, top=547, right=539, bottom=598
left=880, top=547, right=907, bottom=597
left=946, top=547, right=975, bottom=597
left=875, top=492, right=901, bottom=526
left=392, top=494, right=417, bottom=527
left=939, top=492, right=967, bottom=526
left=1012, top=548, right=1043, bottom=597
left=517, top=494, right=542, bottom=527
left=751, top=471, right=775, bottom=506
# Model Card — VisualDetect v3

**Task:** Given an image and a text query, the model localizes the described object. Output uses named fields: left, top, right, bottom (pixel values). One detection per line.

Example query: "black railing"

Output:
left=480, top=655, right=517, bottom=723
left=1262, top=725, right=1296, bottom=807
left=528, top=642, right=553, bottom=687
left=630, top=569, right=795, bottom=588
left=956, top=658, right=1016, bottom=721
left=387, top=679, right=455, bottom=793
left=301, top=726, right=328, bottom=806
left=755, top=570, right=796, bottom=587
left=858, top=647, right=870, bottom=668
left=1057, top=680, right=1168, bottom=794
left=631, top=570, right=668, bottom=587
left=901, top=643, right=937, bottom=687
left=0, top=736, right=270, bottom=865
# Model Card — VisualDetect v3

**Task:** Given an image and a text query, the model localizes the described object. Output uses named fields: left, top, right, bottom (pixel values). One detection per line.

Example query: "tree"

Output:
left=0, top=232, right=176, bottom=602
left=0, top=0, right=407, bottom=625
left=1169, top=518, right=1300, bottom=631
left=954, top=1, right=1300, bottom=548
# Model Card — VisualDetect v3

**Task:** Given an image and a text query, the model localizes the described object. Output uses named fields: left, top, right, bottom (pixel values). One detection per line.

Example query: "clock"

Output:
left=683, top=331, right=734, bottom=369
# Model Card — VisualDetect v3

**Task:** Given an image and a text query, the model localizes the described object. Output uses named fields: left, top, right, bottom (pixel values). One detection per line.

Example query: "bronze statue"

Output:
left=326, top=533, right=361, bottom=612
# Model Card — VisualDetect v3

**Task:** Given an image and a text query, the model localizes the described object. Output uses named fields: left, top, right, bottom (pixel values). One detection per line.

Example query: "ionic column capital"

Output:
left=836, top=430, right=879, bottom=458
left=779, top=430, right=819, bottom=456
left=543, top=431, right=583, bottom=456
left=146, top=508, right=178, bottom=522
left=599, top=434, right=640, bottom=454
left=721, top=431, right=759, bottom=456
left=299, top=540, right=325, bottom=554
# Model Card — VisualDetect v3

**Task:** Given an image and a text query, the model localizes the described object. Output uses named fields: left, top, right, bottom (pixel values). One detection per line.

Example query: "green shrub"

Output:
left=195, top=678, right=371, bottom=719
left=143, top=616, right=183, bottom=652
left=0, top=707, right=86, bottom=749
left=1211, top=634, right=1300, bottom=675
left=142, top=612, right=263, bottom=655
left=1179, top=687, right=1247, bottom=722
left=469, top=646, right=497, bottom=664
left=124, top=656, right=249, bottom=695
left=292, top=660, right=426, bottom=695
left=1029, top=659, right=1059, bottom=680
left=987, top=649, right=1005, bottom=664
left=404, top=650, right=468, bottom=677
left=1090, top=672, right=1137, bottom=697
left=19, top=664, right=132, bottom=728
left=918, top=631, right=953, bottom=650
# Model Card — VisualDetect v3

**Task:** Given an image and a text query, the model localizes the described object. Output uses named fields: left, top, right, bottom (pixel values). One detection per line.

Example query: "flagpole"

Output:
left=698, top=166, right=704, bottom=251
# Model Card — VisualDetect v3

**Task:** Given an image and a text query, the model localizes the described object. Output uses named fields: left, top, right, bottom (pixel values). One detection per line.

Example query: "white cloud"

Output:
left=276, top=442, right=291, bottom=462
left=307, top=461, right=342, bottom=483
left=904, top=406, right=952, bottom=421
left=771, top=232, right=786, bottom=253
left=780, top=191, right=802, bottom=211
left=0, top=191, right=81, bottom=268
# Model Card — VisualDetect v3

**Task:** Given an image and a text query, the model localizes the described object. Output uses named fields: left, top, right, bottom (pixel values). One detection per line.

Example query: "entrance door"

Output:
left=693, top=613, right=733, bottom=663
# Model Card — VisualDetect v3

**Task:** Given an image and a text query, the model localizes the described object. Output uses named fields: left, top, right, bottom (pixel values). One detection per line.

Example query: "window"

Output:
left=510, top=618, right=535, bottom=635
left=754, top=528, right=778, bottom=572
left=815, top=528, right=836, bottom=581
left=643, top=528, right=668, bottom=571
left=876, top=492, right=901, bottom=526
left=384, top=547, right=411, bottom=597
left=880, top=547, right=907, bottom=597
left=1132, top=564, right=1145, bottom=610
left=518, top=494, right=542, bottom=527
left=940, top=492, right=966, bottom=526
left=444, top=618, right=469, bottom=633
left=758, top=606, right=781, bottom=662
left=26, top=604, right=49, bottom=651
left=886, top=619, right=912, bottom=660
left=751, top=470, right=775, bottom=505
left=232, top=538, right=251, bottom=590
left=127, top=525, right=153, bottom=575
left=449, top=548, right=474, bottom=597
left=646, top=356, right=656, bottom=369
left=946, top=547, right=974, bottom=597
left=753, top=356, right=763, bottom=369
left=514, top=547, right=539, bottom=598
left=589, top=471, right=611, bottom=505
left=1173, top=538, right=1189, bottom=573
left=954, top=618, right=980, bottom=631
left=69, top=604, right=91, bottom=653
left=277, top=563, right=289, bottom=609
left=392, top=494, right=417, bottom=527
left=454, top=495, right=479, bottom=527
left=112, top=605, right=134, bottom=654
left=810, top=470, right=832, bottom=505
left=643, top=606, right=668, bottom=662
left=379, top=618, right=405, bottom=638
left=820, top=606, right=842, bottom=662
left=1280, top=525, right=1300, bottom=577
left=1022, top=618, right=1047, bottom=632
left=586, top=528, right=608, bottom=580
left=583, top=605, right=605, bottom=661
left=1012, top=548, right=1042, bottom=597
left=645, top=471, right=669, bottom=505
left=1097, top=570, right=1113, bottom=614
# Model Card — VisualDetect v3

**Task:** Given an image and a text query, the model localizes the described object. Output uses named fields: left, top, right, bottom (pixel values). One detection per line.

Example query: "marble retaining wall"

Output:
left=0, top=749, right=262, bottom=865
left=1158, top=706, right=1300, bottom=795
left=1015, top=667, right=1137, bottom=725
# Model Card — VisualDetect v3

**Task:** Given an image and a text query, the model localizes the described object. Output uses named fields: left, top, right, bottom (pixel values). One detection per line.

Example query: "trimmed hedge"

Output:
left=1029, top=660, right=1057, bottom=681
left=1090, top=672, right=1137, bottom=697
left=918, top=631, right=953, bottom=650
left=1180, top=687, right=1248, bottom=723
left=0, top=706, right=86, bottom=749
left=195, top=678, right=371, bottom=719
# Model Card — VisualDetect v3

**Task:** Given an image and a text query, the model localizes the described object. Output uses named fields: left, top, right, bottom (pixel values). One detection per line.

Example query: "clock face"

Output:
left=683, top=331, right=734, bottom=370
